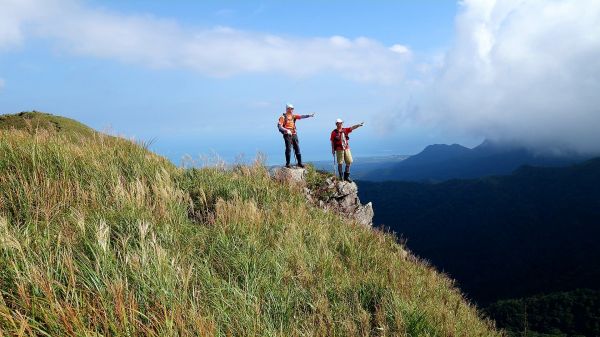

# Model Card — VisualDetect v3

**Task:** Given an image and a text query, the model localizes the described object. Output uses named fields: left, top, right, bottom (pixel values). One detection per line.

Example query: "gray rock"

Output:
left=270, top=166, right=374, bottom=226
left=335, top=181, right=357, bottom=198
left=337, top=193, right=358, bottom=212
left=270, top=167, right=306, bottom=184
left=353, top=202, right=374, bottom=227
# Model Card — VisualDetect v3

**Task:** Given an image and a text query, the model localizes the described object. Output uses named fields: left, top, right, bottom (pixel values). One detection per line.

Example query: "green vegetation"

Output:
left=0, top=111, right=96, bottom=137
left=358, top=161, right=600, bottom=304
left=0, top=112, right=499, bottom=336
left=487, top=289, right=600, bottom=337
left=357, top=161, right=600, bottom=336
left=305, top=163, right=333, bottom=188
left=304, top=164, right=338, bottom=200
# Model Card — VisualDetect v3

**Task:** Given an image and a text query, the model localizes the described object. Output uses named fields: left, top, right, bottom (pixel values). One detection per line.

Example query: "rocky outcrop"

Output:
left=270, top=167, right=374, bottom=226
left=309, top=177, right=374, bottom=227
left=270, top=166, right=307, bottom=184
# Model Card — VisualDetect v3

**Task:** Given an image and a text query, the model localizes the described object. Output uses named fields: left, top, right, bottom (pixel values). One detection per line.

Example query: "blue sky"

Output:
left=2, top=0, right=600, bottom=164
left=89, top=1, right=456, bottom=49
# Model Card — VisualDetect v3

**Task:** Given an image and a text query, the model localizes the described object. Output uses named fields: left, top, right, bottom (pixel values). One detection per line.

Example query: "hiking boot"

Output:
left=296, top=154, right=304, bottom=168
left=285, top=152, right=291, bottom=168
left=285, top=163, right=292, bottom=169
left=343, top=172, right=353, bottom=183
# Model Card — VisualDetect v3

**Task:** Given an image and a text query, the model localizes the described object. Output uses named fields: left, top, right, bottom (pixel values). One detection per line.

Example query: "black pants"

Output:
left=283, top=134, right=301, bottom=164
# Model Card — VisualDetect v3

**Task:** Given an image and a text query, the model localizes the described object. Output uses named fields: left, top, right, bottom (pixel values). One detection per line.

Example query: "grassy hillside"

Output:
left=0, top=111, right=96, bottom=137
left=0, top=112, right=499, bottom=336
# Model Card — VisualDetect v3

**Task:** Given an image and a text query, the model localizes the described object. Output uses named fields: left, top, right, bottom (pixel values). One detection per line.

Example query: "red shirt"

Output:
left=330, top=127, right=353, bottom=150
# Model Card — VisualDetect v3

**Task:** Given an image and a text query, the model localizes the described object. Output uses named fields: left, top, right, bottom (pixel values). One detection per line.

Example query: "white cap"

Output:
left=286, top=103, right=294, bottom=109
left=336, top=118, right=343, bottom=124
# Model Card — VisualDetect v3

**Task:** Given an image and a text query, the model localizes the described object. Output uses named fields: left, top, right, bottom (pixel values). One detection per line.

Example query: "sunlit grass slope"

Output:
left=0, top=111, right=96, bottom=137
left=0, top=112, right=500, bottom=336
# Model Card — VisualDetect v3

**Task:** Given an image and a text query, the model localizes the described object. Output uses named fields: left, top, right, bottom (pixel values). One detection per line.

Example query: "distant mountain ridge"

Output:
left=358, top=156, right=600, bottom=305
left=357, top=157, right=600, bottom=335
left=364, top=140, right=592, bottom=182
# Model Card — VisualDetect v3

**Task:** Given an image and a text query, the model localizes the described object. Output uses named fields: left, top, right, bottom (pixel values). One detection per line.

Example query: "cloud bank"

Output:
left=3, top=0, right=599, bottom=154
left=0, top=0, right=410, bottom=83
left=418, top=0, right=600, bottom=154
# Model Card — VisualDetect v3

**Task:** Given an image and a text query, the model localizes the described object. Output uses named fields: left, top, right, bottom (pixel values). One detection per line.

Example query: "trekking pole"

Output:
left=332, top=152, right=337, bottom=178
left=293, top=135, right=298, bottom=168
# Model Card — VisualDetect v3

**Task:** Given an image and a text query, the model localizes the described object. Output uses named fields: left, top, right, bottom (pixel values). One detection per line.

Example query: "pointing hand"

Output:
left=310, top=113, right=315, bottom=117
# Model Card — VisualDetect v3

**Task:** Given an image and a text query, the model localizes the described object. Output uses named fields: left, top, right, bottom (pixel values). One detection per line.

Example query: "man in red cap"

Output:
left=330, top=118, right=364, bottom=182
left=277, top=103, right=315, bottom=168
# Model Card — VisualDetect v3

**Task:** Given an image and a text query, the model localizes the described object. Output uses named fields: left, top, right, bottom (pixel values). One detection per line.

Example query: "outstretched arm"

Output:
left=295, top=113, right=316, bottom=119
left=351, top=122, right=364, bottom=130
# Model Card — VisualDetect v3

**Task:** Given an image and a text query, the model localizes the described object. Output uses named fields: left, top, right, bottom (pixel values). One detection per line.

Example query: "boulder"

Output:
left=352, top=202, right=374, bottom=227
left=271, top=167, right=373, bottom=226
left=270, top=167, right=306, bottom=185
left=322, top=181, right=373, bottom=226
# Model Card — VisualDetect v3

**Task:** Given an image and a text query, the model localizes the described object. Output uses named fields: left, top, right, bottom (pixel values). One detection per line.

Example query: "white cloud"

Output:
left=0, top=0, right=49, bottom=49
left=0, top=0, right=411, bottom=83
left=413, top=0, right=600, bottom=154
left=390, top=44, right=410, bottom=55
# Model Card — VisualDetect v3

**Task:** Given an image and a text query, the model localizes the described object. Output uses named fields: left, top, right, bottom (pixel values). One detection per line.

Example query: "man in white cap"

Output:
left=277, top=103, right=315, bottom=168
left=330, top=118, right=364, bottom=182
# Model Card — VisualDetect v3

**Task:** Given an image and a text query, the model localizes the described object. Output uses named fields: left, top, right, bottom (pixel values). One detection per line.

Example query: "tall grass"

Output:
left=0, top=128, right=500, bottom=336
